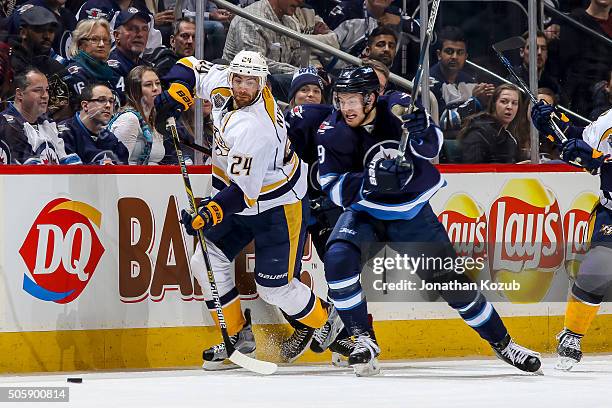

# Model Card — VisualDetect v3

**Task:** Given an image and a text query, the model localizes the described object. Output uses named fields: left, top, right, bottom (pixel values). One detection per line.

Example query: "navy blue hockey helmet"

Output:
left=333, top=66, right=380, bottom=95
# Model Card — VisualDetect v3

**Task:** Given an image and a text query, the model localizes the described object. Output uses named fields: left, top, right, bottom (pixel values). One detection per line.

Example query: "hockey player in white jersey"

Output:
left=155, top=50, right=343, bottom=369
left=532, top=102, right=612, bottom=370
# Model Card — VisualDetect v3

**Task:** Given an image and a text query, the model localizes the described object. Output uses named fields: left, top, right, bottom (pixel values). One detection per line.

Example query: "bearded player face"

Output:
left=231, top=74, right=260, bottom=108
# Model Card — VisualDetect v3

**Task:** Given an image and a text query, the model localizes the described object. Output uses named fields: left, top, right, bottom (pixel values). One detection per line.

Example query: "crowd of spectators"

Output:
left=0, top=0, right=608, bottom=165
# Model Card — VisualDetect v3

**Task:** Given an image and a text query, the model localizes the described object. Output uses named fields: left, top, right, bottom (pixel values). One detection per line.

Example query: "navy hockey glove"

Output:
left=180, top=199, right=224, bottom=236
left=401, top=108, right=430, bottom=141
left=155, top=82, right=194, bottom=132
left=530, top=100, right=572, bottom=141
left=363, top=157, right=414, bottom=196
left=560, top=138, right=609, bottom=173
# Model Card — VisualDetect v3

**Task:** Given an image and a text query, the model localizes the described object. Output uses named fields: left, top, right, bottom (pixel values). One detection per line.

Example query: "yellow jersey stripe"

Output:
left=212, top=165, right=230, bottom=185
left=260, top=153, right=299, bottom=194
left=283, top=200, right=303, bottom=282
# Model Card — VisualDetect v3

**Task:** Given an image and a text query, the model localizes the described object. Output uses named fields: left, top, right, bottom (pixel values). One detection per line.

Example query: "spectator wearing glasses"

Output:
left=66, top=18, right=123, bottom=103
left=109, top=66, right=165, bottom=165
left=0, top=68, right=79, bottom=164
left=108, top=9, right=151, bottom=84
left=58, top=82, right=128, bottom=164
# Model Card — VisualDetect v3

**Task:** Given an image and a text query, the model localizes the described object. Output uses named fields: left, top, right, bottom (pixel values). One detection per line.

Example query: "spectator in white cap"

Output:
left=288, top=66, right=325, bottom=109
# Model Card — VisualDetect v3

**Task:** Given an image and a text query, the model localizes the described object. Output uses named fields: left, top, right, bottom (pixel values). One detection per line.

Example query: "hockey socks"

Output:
left=454, top=292, right=507, bottom=344
left=324, top=242, right=370, bottom=334
left=564, top=294, right=600, bottom=336
left=205, top=287, right=245, bottom=336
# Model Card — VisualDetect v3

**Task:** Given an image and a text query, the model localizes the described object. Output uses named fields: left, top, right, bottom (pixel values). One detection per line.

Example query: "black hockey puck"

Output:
left=67, top=377, right=82, bottom=383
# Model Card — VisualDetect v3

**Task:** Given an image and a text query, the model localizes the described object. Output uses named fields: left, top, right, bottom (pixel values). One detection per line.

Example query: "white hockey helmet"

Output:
left=228, top=50, right=269, bottom=98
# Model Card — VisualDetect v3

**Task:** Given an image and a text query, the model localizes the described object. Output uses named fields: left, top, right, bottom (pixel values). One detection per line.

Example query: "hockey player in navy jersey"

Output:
left=532, top=102, right=612, bottom=370
left=317, top=65, right=542, bottom=376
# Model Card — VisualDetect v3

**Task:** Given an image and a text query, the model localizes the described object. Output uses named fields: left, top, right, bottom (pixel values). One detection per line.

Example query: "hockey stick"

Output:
left=395, top=0, right=441, bottom=165
left=166, top=117, right=278, bottom=375
left=492, top=37, right=609, bottom=172
left=491, top=37, right=567, bottom=144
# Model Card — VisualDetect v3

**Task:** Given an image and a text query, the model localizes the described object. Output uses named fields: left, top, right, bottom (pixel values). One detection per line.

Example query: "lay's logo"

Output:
left=19, top=198, right=105, bottom=303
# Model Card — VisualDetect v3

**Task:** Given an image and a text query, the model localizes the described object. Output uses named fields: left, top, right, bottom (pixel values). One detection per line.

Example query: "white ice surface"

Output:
left=2, top=355, right=612, bottom=408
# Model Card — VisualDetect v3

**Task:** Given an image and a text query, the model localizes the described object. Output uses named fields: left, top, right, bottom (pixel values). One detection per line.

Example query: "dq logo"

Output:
left=19, top=198, right=105, bottom=303
left=488, top=179, right=564, bottom=302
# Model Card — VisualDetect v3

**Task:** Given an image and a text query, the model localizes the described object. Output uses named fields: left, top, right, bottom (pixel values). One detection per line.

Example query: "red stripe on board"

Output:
left=0, top=165, right=213, bottom=175
left=436, top=163, right=581, bottom=173
left=0, top=163, right=582, bottom=175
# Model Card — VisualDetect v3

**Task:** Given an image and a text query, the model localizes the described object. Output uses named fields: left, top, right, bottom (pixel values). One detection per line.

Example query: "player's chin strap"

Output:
left=165, top=117, right=277, bottom=375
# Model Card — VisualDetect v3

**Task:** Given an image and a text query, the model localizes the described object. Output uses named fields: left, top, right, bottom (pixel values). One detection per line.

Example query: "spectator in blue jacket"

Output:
left=58, top=82, right=128, bottom=164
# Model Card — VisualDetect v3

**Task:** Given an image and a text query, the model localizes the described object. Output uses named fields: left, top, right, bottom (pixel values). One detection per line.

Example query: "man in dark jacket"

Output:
left=8, top=0, right=76, bottom=58
left=10, top=6, right=71, bottom=120
left=590, top=69, right=612, bottom=120
left=0, top=68, right=78, bottom=164
left=557, top=0, right=612, bottom=116
left=58, top=82, right=128, bottom=164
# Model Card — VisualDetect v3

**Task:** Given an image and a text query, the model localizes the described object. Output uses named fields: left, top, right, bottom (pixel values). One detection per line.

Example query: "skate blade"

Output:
left=202, top=351, right=258, bottom=372
left=353, top=358, right=381, bottom=377
left=331, top=352, right=349, bottom=367
left=202, top=359, right=241, bottom=371
left=555, top=357, right=578, bottom=371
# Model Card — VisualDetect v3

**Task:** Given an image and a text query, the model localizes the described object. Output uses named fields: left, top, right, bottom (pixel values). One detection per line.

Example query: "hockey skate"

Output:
left=310, top=305, right=344, bottom=353
left=491, top=334, right=542, bottom=374
left=202, top=309, right=256, bottom=371
left=348, top=333, right=381, bottom=377
left=330, top=335, right=355, bottom=367
left=280, top=325, right=315, bottom=363
left=555, top=329, right=583, bottom=371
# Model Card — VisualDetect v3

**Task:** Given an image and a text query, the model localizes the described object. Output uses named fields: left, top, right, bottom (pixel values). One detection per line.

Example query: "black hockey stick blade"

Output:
left=492, top=36, right=525, bottom=53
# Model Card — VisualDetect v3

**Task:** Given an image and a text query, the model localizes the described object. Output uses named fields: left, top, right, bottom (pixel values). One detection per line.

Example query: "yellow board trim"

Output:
left=282, top=201, right=303, bottom=283
left=3, top=315, right=612, bottom=372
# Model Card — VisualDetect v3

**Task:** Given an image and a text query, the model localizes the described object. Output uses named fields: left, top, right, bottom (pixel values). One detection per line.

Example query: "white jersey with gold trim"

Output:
left=581, top=109, right=612, bottom=208
left=211, top=86, right=307, bottom=215
left=582, top=109, right=612, bottom=154
left=178, top=57, right=232, bottom=112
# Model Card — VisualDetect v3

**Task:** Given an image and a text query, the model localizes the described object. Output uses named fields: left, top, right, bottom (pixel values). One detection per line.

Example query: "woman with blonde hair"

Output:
left=66, top=18, right=123, bottom=101
left=109, top=66, right=165, bottom=165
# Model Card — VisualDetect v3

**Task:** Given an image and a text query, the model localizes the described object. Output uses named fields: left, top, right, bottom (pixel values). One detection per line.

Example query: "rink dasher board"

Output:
left=0, top=164, right=611, bottom=373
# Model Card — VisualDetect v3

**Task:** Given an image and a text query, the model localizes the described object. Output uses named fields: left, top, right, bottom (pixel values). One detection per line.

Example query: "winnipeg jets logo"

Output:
left=86, top=8, right=110, bottom=19
left=291, top=105, right=304, bottom=119
left=363, top=140, right=401, bottom=166
left=317, top=121, right=334, bottom=134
